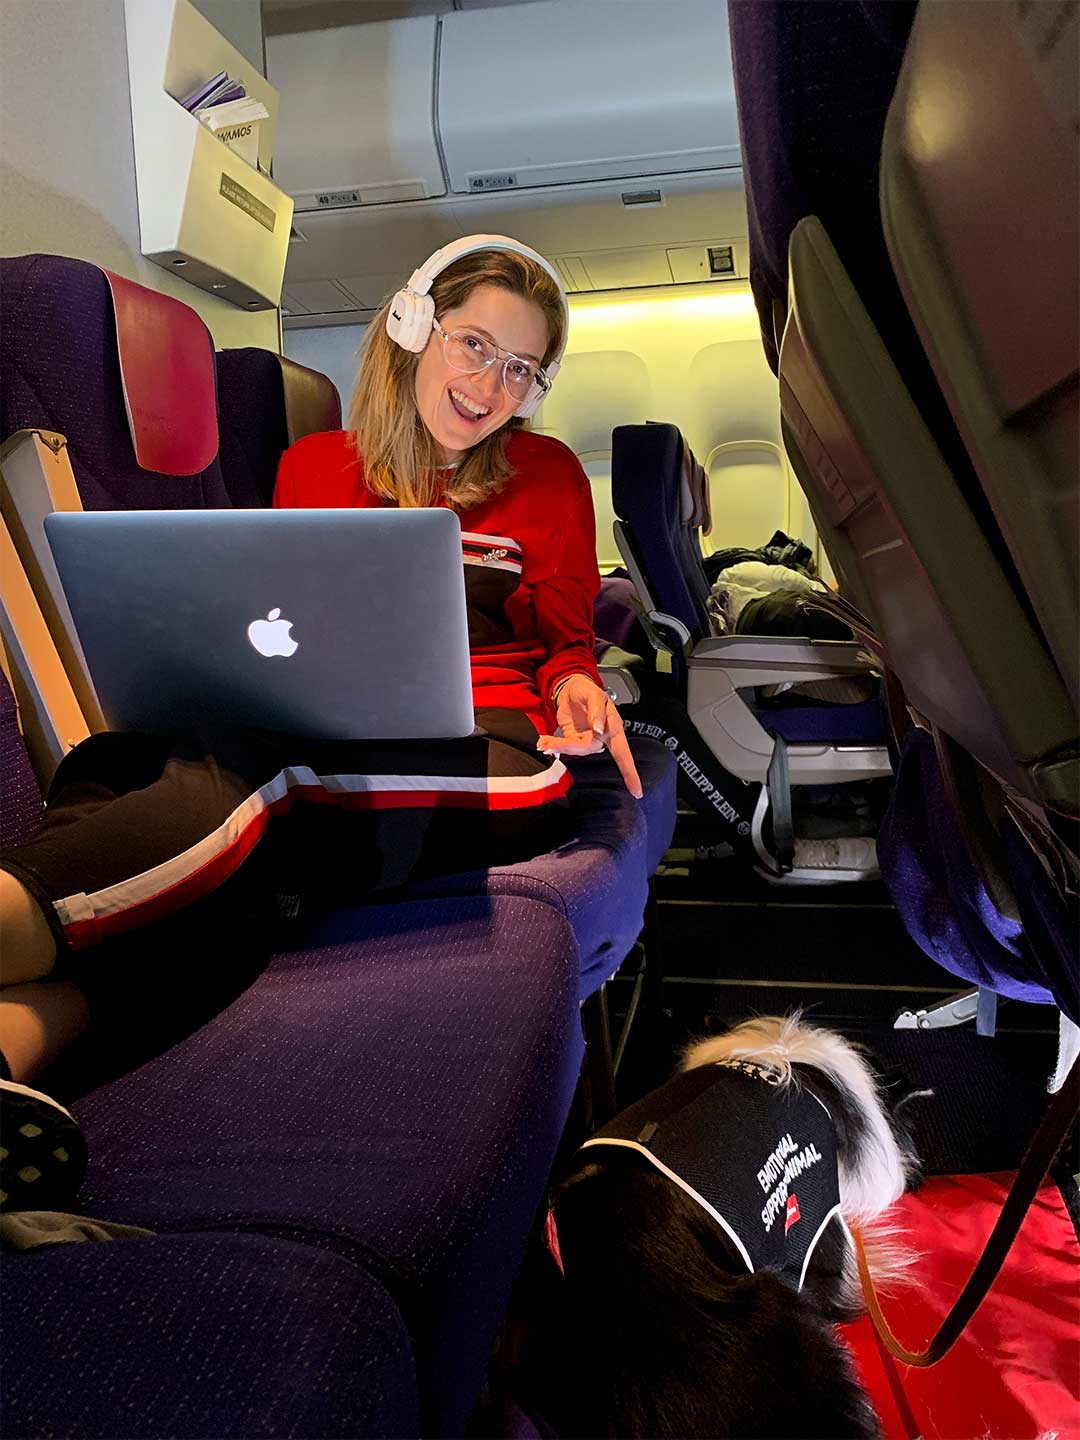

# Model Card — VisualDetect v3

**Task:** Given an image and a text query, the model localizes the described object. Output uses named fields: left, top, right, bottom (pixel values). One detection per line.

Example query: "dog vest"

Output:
left=581, top=1060, right=843, bottom=1288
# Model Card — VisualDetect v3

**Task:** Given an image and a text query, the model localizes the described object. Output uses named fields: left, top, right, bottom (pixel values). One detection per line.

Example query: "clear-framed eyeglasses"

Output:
left=432, top=319, right=550, bottom=403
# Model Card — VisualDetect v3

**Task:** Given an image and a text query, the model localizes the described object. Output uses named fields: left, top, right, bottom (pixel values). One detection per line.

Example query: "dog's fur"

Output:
left=550, top=1016, right=920, bottom=1439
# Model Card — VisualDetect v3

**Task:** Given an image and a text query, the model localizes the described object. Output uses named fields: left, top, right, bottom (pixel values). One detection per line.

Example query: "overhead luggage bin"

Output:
left=266, top=17, right=445, bottom=214
left=438, top=0, right=740, bottom=196
left=270, top=0, right=750, bottom=322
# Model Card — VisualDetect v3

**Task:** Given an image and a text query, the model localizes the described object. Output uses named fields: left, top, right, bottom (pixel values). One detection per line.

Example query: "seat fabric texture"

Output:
left=215, top=349, right=342, bottom=508
left=754, top=697, right=885, bottom=744
left=0, top=255, right=232, bottom=509
left=65, top=896, right=583, bottom=1437
left=214, top=346, right=290, bottom=507
left=397, top=740, right=677, bottom=996
left=611, top=423, right=709, bottom=643
left=1, top=1233, right=419, bottom=1440
left=594, top=575, right=644, bottom=651
left=877, top=727, right=1078, bottom=1021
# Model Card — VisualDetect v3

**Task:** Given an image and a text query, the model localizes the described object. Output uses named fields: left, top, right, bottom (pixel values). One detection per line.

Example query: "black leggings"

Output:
left=1, top=708, right=571, bottom=964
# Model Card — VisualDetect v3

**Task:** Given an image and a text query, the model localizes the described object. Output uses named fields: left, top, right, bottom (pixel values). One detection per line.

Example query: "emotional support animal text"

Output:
left=757, top=1132, right=824, bottom=1232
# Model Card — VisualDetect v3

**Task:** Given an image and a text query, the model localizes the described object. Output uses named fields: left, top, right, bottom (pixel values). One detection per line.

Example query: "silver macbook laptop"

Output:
left=45, top=508, right=475, bottom=740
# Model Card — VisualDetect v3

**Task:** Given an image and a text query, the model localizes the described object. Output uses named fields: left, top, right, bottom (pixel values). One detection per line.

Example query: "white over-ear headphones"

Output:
left=385, top=234, right=568, bottom=419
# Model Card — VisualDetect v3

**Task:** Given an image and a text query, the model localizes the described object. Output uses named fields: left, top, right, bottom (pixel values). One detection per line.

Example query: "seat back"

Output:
left=779, top=216, right=1077, bottom=809
left=216, top=349, right=342, bottom=507
left=674, top=435, right=713, bottom=619
left=727, top=0, right=918, bottom=373
left=880, top=0, right=1080, bottom=707
left=611, top=423, right=711, bottom=644
left=879, top=725, right=1079, bottom=1022
left=782, top=431, right=877, bottom=623
left=0, top=255, right=234, bottom=727
left=684, top=445, right=712, bottom=546
left=0, top=255, right=230, bottom=510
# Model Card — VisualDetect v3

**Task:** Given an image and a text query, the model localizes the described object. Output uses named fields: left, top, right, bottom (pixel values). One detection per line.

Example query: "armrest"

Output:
left=686, top=634, right=890, bottom=783
left=597, top=646, right=642, bottom=707
left=0, top=430, right=104, bottom=731
left=0, top=513, right=90, bottom=788
left=690, top=634, right=877, bottom=687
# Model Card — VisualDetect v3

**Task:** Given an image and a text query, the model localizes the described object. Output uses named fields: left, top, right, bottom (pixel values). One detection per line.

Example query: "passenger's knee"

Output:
left=0, top=869, right=58, bottom=986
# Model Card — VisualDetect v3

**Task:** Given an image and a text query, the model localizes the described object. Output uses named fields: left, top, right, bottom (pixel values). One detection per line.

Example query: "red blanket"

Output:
left=843, top=1175, right=1080, bottom=1439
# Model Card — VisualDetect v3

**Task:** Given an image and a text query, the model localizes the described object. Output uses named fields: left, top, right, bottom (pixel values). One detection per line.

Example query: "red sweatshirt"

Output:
left=274, top=428, right=602, bottom=732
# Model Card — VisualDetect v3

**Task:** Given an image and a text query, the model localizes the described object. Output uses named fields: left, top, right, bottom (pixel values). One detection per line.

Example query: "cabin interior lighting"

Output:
left=567, top=286, right=757, bottom=328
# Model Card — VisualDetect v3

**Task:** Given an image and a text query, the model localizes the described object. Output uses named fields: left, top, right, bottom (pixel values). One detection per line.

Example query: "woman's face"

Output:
left=413, top=283, right=550, bottom=466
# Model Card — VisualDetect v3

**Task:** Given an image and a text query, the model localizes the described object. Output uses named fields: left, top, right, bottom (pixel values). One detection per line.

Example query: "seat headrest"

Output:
left=678, top=440, right=711, bottom=535
left=692, top=460, right=712, bottom=537
left=277, top=355, right=342, bottom=444
left=679, top=440, right=697, bottom=526
left=612, top=422, right=709, bottom=641
left=102, top=270, right=218, bottom=475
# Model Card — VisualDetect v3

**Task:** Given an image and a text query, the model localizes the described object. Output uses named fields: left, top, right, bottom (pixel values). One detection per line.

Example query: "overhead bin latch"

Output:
left=708, top=245, right=735, bottom=276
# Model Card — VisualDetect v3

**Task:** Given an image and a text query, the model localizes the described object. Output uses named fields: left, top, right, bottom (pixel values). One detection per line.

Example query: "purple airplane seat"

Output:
left=0, top=666, right=588, bottom=1437
left=0, top=254, right=230, bottom=509
left=611, top=422, right=884, bottom=751
left=879, top=726, right=1079, bottom=1026
left=727, top=0, right=917, bottom=375
left=608, top=422, right=889, bottom=880
left=216, top=348, right=342, bottom=507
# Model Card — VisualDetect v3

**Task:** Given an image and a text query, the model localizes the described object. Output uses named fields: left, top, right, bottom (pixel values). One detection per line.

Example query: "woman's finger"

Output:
left=603, top=703, right=643, bottom=799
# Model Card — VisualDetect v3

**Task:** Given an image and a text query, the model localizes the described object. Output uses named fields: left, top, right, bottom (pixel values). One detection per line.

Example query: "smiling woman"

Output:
left=350, top=239, right=568, bottom=511
left=275, top=236, right=640, bottom=787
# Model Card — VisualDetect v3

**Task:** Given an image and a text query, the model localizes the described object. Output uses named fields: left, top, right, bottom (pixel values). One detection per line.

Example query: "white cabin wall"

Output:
left=282, top=323, right=367, bottom=413
left=535, top=283, right=819, bottom=572
left=0, top=0, right=278, bottom=351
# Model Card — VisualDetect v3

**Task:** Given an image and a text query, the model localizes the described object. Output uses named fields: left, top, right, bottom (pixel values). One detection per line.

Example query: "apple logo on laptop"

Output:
left=247, top=608, right=298, bottom=658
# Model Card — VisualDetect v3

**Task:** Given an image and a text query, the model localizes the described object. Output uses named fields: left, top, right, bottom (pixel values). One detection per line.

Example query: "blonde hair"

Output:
left=347, top=248, right=566, bottom=511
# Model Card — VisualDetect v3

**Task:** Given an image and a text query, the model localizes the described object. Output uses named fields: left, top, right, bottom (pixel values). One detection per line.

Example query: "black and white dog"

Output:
left=549, top=1016, right=920, bottom=1439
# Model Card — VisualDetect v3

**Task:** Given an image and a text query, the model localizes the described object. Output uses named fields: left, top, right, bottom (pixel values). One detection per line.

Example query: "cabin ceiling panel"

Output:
left=283, top=202, right=462, bottom=285
left=281, top=278, right=360, bottom=313
left=337, top=273, right=408, bottom=310
left=263, top=0, right=543, bottom=36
